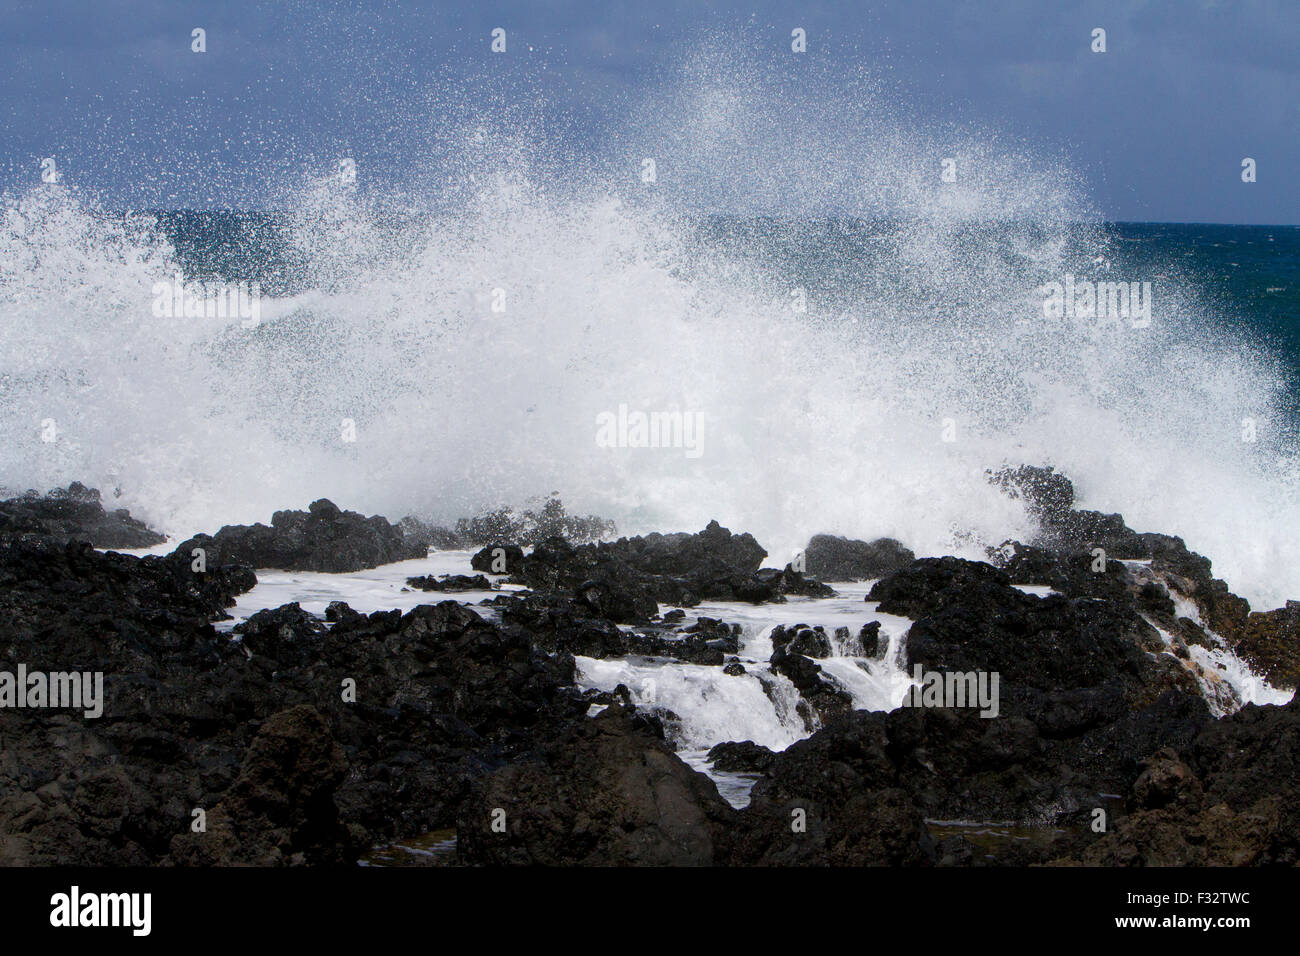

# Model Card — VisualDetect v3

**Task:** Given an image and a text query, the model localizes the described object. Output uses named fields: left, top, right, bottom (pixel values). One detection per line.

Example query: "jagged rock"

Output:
left=989, top=464, right=1076, bottom=523
left=868, top=556, right=1013, bottom=619
left=406, top=573, right=497, bottom=592
left=858, top=621, right=883, bottom=656
left=1064, top=799, right=1283, bottom=866
left=733, top=688, right=1216, bottom=865
left=706, top=740, right=776, bottom=773
left=774, top=565, right=837, bottom=598
left=871, top=556, right=1203, bottom=735
left=493, top=591, right=632, bottom=657
left=1055, top=694, right=1300, bottom=865
left=989, top=466, right=1274, bottom=662
left=324, top=600, right=362, bottom=624
left=769, top=646, right=854, bottom=729
left=1230, top=602, right=1300, bottom=690
left=615, top=520, right=767, bottom=577
left=0, top=532, right=254, bottom=632
left=173, top=499, right=425, bottom=573
left=511, top=523, right=832, bottom=611
left=0, top=482, right=165, bottom=549
left=470, top=543, right=525, bottom=574
left=493, top=591, right=739, bottom=663
left=232, top=603, right=327, bottom=667
left=992, top=466, right=1210, bottom=566
left=1131, top=747, right=1202, bottom=811
left=654, top=617, right=743, bottom=661
left=0, top=518, right=587, bottom=864
left=995, top=542, right=1133, bottom=604
left=771, top=624, right=832, bottom=659
left=575, top=575, right=659, bottom=624
left=5, top=480, right=1296, bottom=869
left=169, top=705, right=354, bottom=866
left=456, top=705, right=737, bottom=865
left=1136, top=581, right=1176, bottom=618
left=803, top=534, right=915, bottom=581
left=730, top=713, right=933, bottom=866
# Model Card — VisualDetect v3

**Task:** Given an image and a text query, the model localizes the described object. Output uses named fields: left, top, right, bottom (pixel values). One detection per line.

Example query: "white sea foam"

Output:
left=3, top=49, right=1298, bottom=610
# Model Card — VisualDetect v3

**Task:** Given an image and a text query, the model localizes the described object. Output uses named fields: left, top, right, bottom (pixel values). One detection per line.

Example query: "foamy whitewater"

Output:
left=2, top=52, right=1298, bottom=609
left=175, top=547, right=1287, bottom=807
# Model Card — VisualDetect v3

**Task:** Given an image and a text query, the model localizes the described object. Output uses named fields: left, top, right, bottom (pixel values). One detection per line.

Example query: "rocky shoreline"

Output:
left=0, top=471, right=1296, bottom=866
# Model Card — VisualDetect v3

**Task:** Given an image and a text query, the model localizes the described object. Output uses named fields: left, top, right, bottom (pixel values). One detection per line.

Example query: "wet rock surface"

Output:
left=1230, top=601, right=1300, bottom=691
left=768, top=644, right=855, bottom=730
left=0, top=483, right=165, bottom=549
left=469, top=543, right=525, bottom=574
left=405, top=573, right=497, bottom=592
left=707, top=740, right=777, bottom=773
left=1, top=469, right=1296, bottom=867
left=490, top=590, right=742, bottom=664
left=456, top=704, right=738, bottom=866
left=168, top=705, right=354, bottom=866
left=0, top=531, right=587, bottom=864
left=1050, top=691, right=1300, bottom=865
left=803, top=533, right=915, bottom=581
left=173, top=498, right=427, bottom=573
left=507, top=521, right=837, bottom=614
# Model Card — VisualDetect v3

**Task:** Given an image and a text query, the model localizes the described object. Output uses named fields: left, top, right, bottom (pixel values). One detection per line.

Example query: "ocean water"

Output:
left=2, top=179, right=1299, bottom=608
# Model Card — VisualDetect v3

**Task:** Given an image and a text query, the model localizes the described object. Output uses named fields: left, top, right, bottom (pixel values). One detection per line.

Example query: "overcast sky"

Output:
left=1, top=0, right=1296, bottom=222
